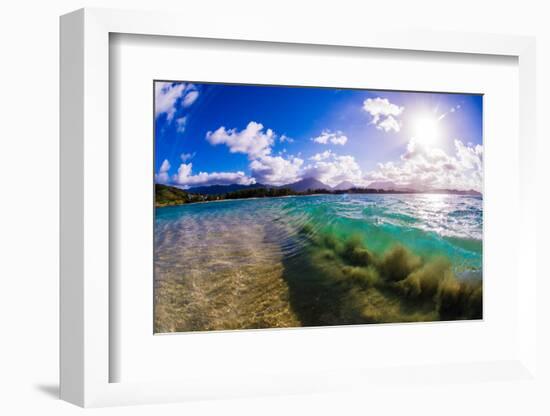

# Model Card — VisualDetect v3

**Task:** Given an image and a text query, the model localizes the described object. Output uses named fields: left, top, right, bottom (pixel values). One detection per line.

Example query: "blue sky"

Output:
left=155, top=81, right=483, bottom=191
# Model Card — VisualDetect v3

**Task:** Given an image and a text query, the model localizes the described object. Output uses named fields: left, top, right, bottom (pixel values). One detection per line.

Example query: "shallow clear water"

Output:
left=156, top=193, right=482, bottom=273
left=154, top=194, right=482, bottom=331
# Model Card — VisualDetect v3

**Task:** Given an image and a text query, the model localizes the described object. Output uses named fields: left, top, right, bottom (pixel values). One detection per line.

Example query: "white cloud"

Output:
left=155, top=159, right=171, bottom=184
left=206, top=121, right=275, bottom=159
left=363, top=97, right=404, bottom=123
left=311, top=130, right=348, bottom=145
left=155, top=82, right=199, bottom=122
left=249, top=149, right=365, bottom=188
left=330, top=135, right=348, bottom=145
left=365, top=138, right=483, bottom=192
left=180, top=152, right=196, bottom=162
left=182, top=90, right=199, bottom=108
left=249, top=155, right=304, bottom=186
left=182, top=89, right=199, bottom=108
left=175, top=116, right=188, bottom=133
left=172, top=162, right=255, bottom=188
left=155, top=82, right=185, bottom=121
left=454, top=139, right=483, bottom=171
left=309, top=150, right=334, bottom=161
left=363, top=97, right=404, bottom=133
left=302, top=153, right=364, bottom=188
left=377, top=115, right=401, bottom=133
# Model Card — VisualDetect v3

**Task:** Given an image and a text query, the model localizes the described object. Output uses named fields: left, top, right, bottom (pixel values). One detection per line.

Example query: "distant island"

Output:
left=155, top=178, right=482, bottom=207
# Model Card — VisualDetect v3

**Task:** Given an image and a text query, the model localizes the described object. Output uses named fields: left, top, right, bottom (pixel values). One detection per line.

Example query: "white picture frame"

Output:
left=60, top=7, right=538, bottom=408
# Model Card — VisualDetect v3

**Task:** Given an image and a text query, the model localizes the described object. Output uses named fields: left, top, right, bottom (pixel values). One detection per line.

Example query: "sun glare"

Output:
left=412, top=116, right=440, bottom=145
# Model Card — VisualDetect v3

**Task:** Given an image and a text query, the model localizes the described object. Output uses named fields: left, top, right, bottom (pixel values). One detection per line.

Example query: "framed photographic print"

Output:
left=60, top=8, right=539, bottom=408
left=153, top=81, right=483, bottom=333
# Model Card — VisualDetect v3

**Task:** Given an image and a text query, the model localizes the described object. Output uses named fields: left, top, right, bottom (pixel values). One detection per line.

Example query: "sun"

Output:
left=412, top=115, right=440, bottom=145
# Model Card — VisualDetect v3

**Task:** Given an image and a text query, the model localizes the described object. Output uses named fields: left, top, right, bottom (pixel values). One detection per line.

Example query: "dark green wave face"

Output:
left=154, top=194, right=482, bottom=332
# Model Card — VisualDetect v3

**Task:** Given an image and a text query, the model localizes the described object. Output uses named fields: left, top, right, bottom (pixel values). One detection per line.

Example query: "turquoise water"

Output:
left=156, top=193, right=482, bottom=277
left=154, top=193, right=482, bottom=331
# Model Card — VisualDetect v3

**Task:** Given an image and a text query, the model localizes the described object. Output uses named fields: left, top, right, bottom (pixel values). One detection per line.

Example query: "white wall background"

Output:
left=0, top=0, right=548, bottom=415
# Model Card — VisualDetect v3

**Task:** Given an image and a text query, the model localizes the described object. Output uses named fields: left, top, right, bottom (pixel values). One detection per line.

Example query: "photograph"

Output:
left=153, top=81, right=483, bottom=333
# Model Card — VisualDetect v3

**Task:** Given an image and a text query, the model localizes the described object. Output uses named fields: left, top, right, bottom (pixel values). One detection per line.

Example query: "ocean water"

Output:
left=154, top=194, right=482, bottom=331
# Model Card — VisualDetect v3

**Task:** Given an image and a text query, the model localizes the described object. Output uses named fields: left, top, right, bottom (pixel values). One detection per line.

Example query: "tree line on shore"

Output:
left=156, top=184, right=318, bottom=207
left=155, top=183, right=479, bottom=207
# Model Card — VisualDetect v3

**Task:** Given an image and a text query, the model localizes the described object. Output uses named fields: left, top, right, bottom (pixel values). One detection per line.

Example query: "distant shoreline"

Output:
left=155, top=189, right=482, bottom=209
left=156, top=193, right=315, bottom=208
